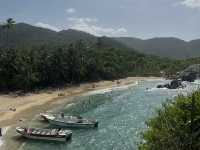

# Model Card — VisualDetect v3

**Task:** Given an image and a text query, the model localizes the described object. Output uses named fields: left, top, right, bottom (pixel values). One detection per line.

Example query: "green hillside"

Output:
left=0, top=23, right=97, bottom=48
left=1, top=23, right=200, bottom=59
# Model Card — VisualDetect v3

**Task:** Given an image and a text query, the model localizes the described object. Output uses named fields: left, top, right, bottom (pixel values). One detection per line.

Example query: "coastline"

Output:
left=0, top=77, right=161, bottom=127
left=0, top=76, right=163, bottom=150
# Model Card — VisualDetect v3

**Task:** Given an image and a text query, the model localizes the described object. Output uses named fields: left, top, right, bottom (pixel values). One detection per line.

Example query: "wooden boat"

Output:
left=16, top=127, right=72, bottom=142
left=40, top=113, right=98, bottom=128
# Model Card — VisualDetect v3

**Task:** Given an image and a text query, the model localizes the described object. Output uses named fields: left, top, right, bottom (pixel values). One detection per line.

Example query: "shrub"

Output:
left=139, top=90, right=200, bottom=150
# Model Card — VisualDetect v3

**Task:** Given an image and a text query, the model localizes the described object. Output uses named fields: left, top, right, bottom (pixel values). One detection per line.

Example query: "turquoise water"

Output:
left=19, top=80, right=199, bottom=150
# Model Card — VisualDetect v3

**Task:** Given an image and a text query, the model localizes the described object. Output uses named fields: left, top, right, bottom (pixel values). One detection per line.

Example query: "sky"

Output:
left=0, top=0, right=200, bottom=41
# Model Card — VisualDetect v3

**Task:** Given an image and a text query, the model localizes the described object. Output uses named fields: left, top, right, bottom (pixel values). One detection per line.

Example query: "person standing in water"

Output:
left=61, top=112, right=64, bottom=118
left=0, top=128, right=2, bottom=136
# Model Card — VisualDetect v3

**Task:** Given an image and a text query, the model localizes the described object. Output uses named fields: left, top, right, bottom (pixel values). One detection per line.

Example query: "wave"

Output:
left=144, top=78, right=166, bottom=82
left=146, top=87, right=168, bottom=92
left=0, top=126, right=10, bottom=150
left=87, top=81, right=139, bottom=95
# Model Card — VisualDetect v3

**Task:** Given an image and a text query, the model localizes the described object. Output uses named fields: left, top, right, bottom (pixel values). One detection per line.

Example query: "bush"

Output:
left=139, top=90, right=200, bottom=150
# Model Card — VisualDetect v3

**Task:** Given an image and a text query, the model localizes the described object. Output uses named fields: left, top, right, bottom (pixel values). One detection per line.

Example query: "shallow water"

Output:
left=16, top=80, right=200, bottom=150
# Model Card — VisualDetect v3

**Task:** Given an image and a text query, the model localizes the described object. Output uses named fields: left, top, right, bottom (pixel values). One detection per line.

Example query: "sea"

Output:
left=2, top=79, right=200, bottom=150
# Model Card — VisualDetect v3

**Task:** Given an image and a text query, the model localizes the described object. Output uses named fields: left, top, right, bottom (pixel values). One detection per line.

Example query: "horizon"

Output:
left=1, top=0, right=200, bottom=41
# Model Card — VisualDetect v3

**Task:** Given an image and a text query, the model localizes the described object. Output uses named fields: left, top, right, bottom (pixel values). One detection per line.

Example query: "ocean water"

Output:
left=16, top=80, right=200, bottom=150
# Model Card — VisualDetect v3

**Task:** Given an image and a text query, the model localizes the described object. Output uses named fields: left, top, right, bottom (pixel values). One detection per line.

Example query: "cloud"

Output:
left=180, top=0, right=200, bottom=8
left=66, top=8, right=76, bottom=14
left=67, top=17, right=127, bottom=36
left=68, top=17, right=98, bottom=23
left=35, top=22, right=60, bottom=32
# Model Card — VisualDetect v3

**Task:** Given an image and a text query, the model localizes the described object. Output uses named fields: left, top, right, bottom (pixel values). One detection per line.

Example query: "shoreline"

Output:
left=0, top=77, right=161, bottom=127
left=0, top=76, right=162, bottom=150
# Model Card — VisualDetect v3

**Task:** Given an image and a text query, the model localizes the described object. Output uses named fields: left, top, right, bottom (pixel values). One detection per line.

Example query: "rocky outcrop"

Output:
left=158, top=64, right=200, bottom=89
left=169, top=80, right=184, bottom=89
left=179, top=64, right=200, bottom=82
left=181, top=72, right=197, bottom=82
left=157, top=79, right=184, bottom=89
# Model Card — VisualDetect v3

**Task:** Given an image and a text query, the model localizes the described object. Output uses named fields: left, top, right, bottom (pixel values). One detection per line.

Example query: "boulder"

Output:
left=169, top=79, right=183, bottom=89
left=181, top=72, right=197, bottom=82
left=179, top=64, right=200, bottom=82
left=157, top=85, right=165, bottom=88
left=157, top=79, right=184, bottom=89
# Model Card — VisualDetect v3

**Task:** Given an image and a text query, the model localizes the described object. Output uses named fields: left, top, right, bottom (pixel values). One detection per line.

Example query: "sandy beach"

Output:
left=0, top=77, right=160, bottom=127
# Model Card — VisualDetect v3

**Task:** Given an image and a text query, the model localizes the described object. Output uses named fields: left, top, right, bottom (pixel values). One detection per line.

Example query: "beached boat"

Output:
left=40, top=113, right=98, bottom=128
left=16, top=127, right=72, bottom=142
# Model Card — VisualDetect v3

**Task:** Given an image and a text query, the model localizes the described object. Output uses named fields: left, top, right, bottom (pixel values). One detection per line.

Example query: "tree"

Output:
left=0, top=21, right=3, bottom=46
left=2, top=18, right=15, bottom=45
left=66, top=44, right=81, bottom=83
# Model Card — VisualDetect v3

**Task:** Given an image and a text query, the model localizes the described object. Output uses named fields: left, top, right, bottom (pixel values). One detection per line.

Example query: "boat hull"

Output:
left=16, top=127, right=72, bottom=142
left=21, top=134, right=69, bottom=142
left=40, top=113, right=98, bottom=128
left=48, top=119, right=98, bottom=128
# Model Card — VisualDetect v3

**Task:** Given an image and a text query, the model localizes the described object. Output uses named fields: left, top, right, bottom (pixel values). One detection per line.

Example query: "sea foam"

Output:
left=87, top=81, right=139, bottom=95
left=0, top=126, right=10, bottom=150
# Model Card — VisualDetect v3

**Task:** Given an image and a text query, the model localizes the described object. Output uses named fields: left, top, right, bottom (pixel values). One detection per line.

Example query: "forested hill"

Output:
left=0, top=23, right=97, bottom=48
left=115, top=37, right=200, bottom=59
left=1, top=23, right=200, bottom=59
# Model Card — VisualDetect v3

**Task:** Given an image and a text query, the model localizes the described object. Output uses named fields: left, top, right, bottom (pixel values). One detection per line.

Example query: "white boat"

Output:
left=40, top=113, right=98, bottom=128
left=16, top=127, right=72, bottom=142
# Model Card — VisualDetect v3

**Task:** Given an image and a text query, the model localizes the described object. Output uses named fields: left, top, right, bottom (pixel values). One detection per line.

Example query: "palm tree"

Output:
left=0, top=21, right=3, bottom=47
left=2, top=18, right=15, bottom=44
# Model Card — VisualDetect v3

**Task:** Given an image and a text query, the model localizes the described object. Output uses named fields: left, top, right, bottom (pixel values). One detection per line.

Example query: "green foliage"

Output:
left=0, top=39, right=200, bottom=91
left=139, top=91, right=200, bottom=150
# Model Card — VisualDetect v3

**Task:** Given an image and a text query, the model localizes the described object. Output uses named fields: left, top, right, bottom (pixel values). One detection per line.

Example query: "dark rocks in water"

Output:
left=169, top=80, right=184, bottom=89
left=179, top=64, right=200, bottom=82
left=157, top=84, right=166, bottom=88
left=158, top=64, right=200, bottom=89
left=157, top=79, right=184, bottom=89
left=181, top=72, right=197, bottom=82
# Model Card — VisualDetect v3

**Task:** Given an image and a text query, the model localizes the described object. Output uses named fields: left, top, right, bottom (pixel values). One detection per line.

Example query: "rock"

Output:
left=157, top=85, right=166, bottom=88
left=169, top=79, right=183, bottom=89
left=157, top=79, right=184, bottom=89
left=179, top=64, right=200, bottom=82
left=58, top=93, right=65, bottom=97
left=181, top=72, right=197, bottom=82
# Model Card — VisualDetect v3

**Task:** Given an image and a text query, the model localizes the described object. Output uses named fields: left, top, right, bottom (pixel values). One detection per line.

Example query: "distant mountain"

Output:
left=1, top=23, right=200, bottom=59
left=114, top=37, right=200, bottom=59
left=0, top=23, right=97, bottom=48
left=188, top=39, right=200, bottom=57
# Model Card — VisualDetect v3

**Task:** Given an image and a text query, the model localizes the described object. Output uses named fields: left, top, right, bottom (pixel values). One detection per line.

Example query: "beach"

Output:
left=0, top=77, right=159, bottom=127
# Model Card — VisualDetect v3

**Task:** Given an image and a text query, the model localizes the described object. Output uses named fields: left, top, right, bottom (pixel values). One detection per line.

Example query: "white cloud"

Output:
left=66, top=8, right=76, bottom=14
left=68, top=17, right=98, bottom=23
left=180, top=0, right=200, bottom=8
left=35, top=22, right=60, bottom=32
left=67, top=17, right=127, bottom=37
